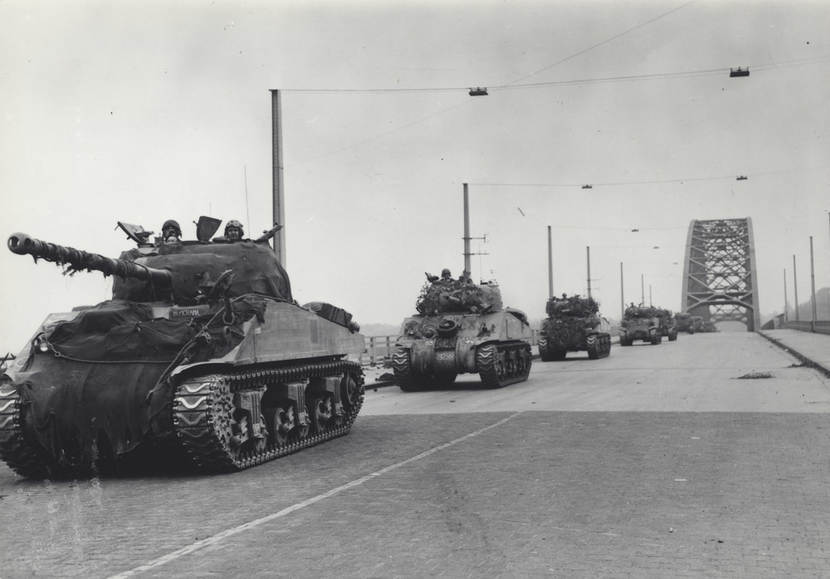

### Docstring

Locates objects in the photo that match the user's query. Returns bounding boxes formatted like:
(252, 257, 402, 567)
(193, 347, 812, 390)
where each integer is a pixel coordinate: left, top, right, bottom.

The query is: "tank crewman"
(224, 220, 245, 242)
(440, 268, 453, 283)
(161, 219, 182, 244)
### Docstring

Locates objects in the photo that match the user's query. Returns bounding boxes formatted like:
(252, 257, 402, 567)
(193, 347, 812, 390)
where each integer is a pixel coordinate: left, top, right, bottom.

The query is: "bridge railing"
(782, 320, 830, 336)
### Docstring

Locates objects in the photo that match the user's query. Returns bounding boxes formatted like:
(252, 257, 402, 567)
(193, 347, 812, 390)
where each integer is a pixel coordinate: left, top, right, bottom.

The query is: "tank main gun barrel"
(8, 232, 172, 286)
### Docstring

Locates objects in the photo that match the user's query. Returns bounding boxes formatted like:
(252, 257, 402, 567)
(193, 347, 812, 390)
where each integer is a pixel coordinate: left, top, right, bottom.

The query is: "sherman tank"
(538, 295, 612, 361)
(674, 312, 696, 334)
(619, 305, 662, 346)
(0, 220, 365, 478)
(391, 274, 532, 390)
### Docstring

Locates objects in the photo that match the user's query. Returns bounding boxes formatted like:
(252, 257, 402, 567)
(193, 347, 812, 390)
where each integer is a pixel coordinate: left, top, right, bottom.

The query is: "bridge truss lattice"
(681, 218, 761, 331)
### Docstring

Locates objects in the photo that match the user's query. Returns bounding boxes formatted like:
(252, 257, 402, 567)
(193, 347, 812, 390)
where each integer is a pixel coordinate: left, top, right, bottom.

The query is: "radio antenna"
(243, 165, 251, 230)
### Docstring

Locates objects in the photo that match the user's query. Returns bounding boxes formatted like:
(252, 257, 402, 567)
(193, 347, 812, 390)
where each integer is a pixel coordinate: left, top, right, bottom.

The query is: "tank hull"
(619, 318, 662, 346)
(0, 299, 365, 478)
(392, 309, 533, 390)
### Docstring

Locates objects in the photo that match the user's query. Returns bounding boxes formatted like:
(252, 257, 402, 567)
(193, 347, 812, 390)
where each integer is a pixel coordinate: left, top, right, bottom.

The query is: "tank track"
(586, 333, 612, 360)
(172, 359, 364, 473)
(0, 382, 52, 479)
(538, 339, 566, 361)
(392, 348, 420, 392)
(476, 342, 532, 388)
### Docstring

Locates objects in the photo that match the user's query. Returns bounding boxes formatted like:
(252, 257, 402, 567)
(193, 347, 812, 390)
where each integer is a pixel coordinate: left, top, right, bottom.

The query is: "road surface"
(1, 332, 829, 578)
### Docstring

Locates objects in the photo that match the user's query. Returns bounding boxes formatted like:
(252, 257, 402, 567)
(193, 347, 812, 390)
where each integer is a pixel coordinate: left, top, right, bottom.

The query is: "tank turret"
(8, 232, 172, 287)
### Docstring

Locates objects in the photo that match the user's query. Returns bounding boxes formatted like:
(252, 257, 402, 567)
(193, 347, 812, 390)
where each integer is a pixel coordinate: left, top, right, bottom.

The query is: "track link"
(392, 348, 422, 392)
(476, 342, 532, 388)
(586, 333, 612, 359)
(173, 359, 364, 472)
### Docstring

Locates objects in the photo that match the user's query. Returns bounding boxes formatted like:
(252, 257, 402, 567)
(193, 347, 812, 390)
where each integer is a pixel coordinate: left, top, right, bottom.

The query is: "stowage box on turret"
(0, 221, 365, 478)
(538, 295, 612, 361)
(392, 274, 533, 390)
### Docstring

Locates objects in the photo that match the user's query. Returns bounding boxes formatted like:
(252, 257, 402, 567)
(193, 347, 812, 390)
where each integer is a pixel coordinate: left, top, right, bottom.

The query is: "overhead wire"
(286, 2, 703, 165)
(468, 165, 826, 189)
(284, 54, 830, 95)
(504, 0, 697, 86)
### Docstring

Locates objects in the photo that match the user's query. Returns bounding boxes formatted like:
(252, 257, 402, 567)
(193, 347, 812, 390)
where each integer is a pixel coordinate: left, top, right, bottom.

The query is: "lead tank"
(0, 222, 365, 478)
(392, 275, 532, 390)
(538, 295, 612, 361)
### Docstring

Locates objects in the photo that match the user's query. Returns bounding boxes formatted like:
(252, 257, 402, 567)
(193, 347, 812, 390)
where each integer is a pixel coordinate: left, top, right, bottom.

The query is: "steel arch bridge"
(681, 218, 761, 331)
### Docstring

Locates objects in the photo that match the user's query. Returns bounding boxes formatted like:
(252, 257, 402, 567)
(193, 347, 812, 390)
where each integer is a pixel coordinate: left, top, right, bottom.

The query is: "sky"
(1, 0, 828, 353)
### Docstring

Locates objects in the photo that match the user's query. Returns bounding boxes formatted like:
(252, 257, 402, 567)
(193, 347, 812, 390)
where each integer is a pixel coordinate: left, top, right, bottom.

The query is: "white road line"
(109, 412, 521, 578)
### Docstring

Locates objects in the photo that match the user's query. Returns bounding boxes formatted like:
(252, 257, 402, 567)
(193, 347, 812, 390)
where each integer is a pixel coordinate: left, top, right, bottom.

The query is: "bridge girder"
(681, 218, 761, 331)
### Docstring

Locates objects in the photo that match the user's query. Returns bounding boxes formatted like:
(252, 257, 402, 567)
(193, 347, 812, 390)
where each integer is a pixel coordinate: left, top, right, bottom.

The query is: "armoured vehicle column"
(1, 220, 366, 478)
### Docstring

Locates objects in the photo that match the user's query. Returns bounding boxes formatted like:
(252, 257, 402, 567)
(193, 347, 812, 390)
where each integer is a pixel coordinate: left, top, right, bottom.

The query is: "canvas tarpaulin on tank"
(13, 296, 267, 467)
(47, 301, 194, 362)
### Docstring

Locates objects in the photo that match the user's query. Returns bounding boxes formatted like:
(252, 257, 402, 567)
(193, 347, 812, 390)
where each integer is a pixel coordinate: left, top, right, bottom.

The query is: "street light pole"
(586, 246, 592, 299)
(620, 261, 624, 321)
(783, 267, 789, 323)
(810, 236, 817, 332)
(547, 226, 553, 299)
(793, 254, 800, 321)
(270, 89, 286, 265)
(463, 183, 471, 277)
(641, 273, 645, 306)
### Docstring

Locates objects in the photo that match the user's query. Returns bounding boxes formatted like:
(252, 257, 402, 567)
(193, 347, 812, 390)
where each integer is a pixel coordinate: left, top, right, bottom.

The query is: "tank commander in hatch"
(224, 220, 245, 242)
(161, 219, 182, 244)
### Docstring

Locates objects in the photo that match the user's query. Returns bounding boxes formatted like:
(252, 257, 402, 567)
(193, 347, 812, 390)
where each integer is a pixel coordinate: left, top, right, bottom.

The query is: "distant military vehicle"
(619, 305, 662, 346)
(674, 312, 696, 334)
(538, 294, 612, 361)
(657, 309, 678, 341)
(691, 315, 705, 333)
(392, 273, 533, 390)
(1, 220, 365, 479)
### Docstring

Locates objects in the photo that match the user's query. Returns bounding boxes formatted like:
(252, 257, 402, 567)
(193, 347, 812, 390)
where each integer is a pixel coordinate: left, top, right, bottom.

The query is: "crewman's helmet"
(162, 219, 181, 238)
(441, 268, 451, 278)
(225, 220, 244, 240)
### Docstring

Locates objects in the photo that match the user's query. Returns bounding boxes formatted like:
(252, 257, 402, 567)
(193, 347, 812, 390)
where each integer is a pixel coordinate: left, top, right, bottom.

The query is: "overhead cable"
(284, 55, 829, 94)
